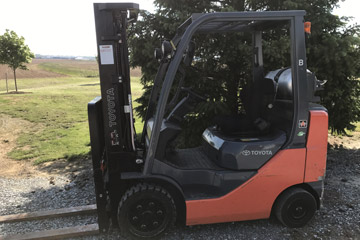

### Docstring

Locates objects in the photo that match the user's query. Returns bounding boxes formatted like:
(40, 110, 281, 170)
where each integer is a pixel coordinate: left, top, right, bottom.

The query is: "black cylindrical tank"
(265, 68, 323, 101)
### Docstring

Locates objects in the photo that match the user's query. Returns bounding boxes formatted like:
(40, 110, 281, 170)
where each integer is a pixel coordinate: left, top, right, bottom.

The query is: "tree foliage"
(0, 29, 34, 92)
(129, 0, 360, 136)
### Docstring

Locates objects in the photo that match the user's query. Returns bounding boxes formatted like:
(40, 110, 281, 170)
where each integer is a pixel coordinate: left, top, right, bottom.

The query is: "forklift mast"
(89, 3, 139, 232)
(93, 3, 138, 153)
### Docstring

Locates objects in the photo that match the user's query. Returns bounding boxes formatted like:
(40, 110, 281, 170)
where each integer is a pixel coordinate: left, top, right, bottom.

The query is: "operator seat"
(203, 76, 287, 171)
(213, 77, 277, 135)
(202, 126, 286, 170)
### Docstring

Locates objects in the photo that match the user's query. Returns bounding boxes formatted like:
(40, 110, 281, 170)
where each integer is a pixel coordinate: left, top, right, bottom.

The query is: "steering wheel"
(181, 87, 207, 102)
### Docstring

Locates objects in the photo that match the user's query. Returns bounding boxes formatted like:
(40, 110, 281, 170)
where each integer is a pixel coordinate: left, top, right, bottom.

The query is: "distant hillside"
(0, 59, 65, 79)
(0, 59, 141, 80)
(37, 59, 99, 78)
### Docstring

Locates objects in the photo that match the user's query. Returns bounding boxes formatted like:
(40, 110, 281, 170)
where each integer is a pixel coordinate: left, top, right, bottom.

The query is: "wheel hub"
(129, 199, 166, 232)
(289, 200, 307, 220)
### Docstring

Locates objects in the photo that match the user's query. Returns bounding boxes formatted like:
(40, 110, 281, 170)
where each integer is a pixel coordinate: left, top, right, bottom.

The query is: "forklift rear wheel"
(117, 183, 177, 238)
(275, 187, 317, 228)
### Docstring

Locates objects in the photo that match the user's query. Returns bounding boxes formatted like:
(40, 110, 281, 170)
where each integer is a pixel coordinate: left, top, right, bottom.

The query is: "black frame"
(88, 97, 108, 232)
(144, 11, 309, 175)
(93, 2, 138, 154)
(92, 3, 140, 232)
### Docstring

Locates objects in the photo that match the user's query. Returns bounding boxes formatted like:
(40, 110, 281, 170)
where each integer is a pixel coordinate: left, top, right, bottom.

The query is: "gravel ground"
(1, 144, 359, 240)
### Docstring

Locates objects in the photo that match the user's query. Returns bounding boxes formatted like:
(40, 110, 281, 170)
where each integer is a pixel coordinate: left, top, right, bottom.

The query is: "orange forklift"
(89, 3, 328, 238)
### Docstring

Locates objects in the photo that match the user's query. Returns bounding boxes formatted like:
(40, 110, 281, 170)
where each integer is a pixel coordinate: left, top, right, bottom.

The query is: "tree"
(262, 0, 360, 134)
(0, 29, 34, 92)
(129, 0, 360, 137)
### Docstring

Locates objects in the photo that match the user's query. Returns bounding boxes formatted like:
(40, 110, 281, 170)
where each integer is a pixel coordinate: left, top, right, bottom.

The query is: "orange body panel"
(304, 110, 328, 182)
(185, 148, 306, 225)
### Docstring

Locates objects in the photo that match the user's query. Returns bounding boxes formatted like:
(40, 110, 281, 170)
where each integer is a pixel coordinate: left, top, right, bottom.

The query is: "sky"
(0, 0, 358, 57)
(0, 0, 155, 56)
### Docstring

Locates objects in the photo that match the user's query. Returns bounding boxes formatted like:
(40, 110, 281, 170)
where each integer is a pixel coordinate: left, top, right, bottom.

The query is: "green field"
(0, 60, 143, 164)
(38, 60, 99, 78)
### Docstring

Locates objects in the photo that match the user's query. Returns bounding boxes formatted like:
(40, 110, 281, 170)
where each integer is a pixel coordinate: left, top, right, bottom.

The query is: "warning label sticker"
(299, 120, 307, 128)
(99, 45, 114, 65)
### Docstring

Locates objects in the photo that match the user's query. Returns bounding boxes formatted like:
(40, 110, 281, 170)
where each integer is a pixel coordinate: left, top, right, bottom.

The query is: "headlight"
(154, 48, 162, 60)
(161, 40, 172, 58)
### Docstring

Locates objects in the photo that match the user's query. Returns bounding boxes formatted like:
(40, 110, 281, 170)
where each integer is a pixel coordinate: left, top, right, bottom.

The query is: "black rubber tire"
(275, 187, 317, 228)
(117, 183, 177, 239)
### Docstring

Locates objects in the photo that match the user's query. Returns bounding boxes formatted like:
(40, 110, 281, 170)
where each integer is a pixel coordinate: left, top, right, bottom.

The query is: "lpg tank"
(265, 68, 323, 101)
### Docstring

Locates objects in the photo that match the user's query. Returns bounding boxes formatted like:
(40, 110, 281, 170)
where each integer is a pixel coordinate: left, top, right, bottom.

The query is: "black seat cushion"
(202, 127, 286, 170)
(213, 114, 254, 134)
(213, 114, 271, 136)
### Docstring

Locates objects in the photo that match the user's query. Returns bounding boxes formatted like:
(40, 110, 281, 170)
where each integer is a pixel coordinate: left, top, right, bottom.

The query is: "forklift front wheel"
(275, 187, 317, 228)
(117, 183, 177, 238)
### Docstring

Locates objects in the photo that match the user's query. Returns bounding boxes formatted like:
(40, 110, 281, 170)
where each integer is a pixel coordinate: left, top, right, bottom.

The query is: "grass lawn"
(0, 61, 143, 164)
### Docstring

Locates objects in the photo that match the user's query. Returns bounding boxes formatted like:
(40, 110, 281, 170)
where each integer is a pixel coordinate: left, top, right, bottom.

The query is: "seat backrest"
(240, 77, 277, 121)
(264, 68, 294, 134)
(259, 78, 277, 110)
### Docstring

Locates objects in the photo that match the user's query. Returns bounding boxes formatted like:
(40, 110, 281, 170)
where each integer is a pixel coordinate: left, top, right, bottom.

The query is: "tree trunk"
(5, 73, 9, 93)
(13, 68, 18, 92)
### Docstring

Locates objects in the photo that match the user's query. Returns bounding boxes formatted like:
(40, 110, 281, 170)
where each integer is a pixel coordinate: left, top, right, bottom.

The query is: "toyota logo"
(242, 150, 251, 156)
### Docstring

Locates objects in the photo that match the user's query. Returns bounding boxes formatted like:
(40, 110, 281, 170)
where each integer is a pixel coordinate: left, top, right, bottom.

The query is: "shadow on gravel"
(35, 155, 92, 176)
(1, 190, 96, 236)
(1, 160, 96, 213)
(0, 158, 98, 237)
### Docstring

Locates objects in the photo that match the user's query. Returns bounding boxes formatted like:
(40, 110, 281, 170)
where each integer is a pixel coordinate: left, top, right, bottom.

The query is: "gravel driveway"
(1, 141, 359, 240)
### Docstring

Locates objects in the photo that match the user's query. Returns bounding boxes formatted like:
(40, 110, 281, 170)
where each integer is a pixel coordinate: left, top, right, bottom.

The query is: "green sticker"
(297, 131, 305, 137)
